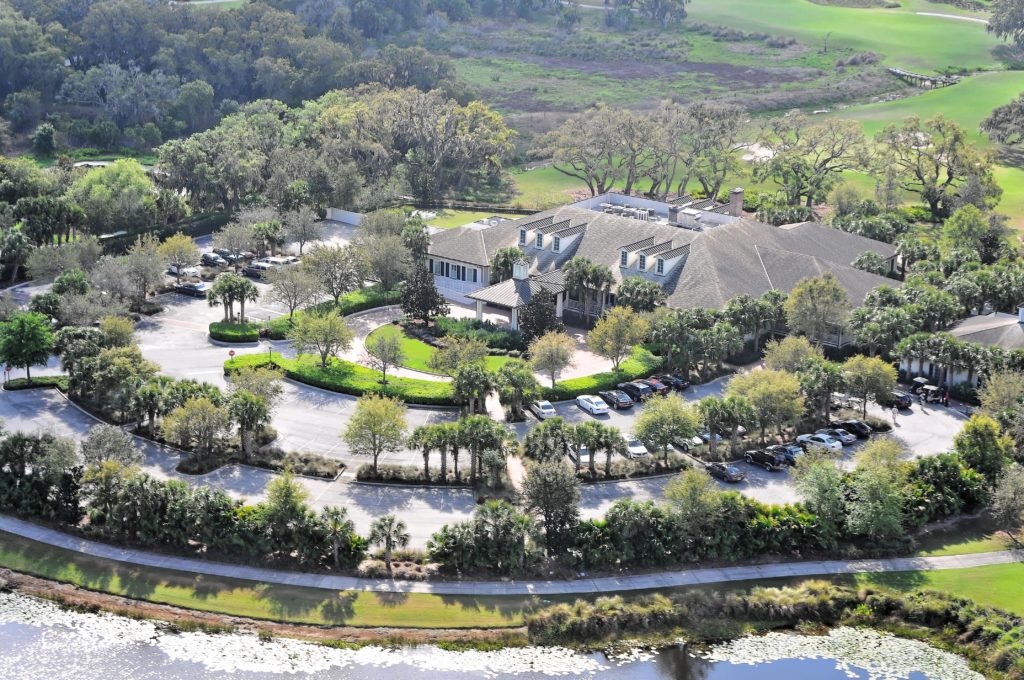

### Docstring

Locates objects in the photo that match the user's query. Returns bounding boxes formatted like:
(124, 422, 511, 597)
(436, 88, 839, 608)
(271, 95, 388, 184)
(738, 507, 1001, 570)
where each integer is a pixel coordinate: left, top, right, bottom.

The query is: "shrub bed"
(355, 463, 470, 486)
(4, 376, 69, 392)
(209, 321, 260, 343)
(428, 317, 526, 351)
(542, 348, 662, 401)
(579, 453, 689, 482)
(224, 352, 456, 406)
(248, 448, 343, 479)
(266, 285, 402, 339)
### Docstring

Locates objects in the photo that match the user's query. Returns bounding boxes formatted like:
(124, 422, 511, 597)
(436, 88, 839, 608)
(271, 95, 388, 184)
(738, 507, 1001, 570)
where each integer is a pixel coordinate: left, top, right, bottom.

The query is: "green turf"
(423, 209, 502, 229)
(0, 530, 529, 628)
(365, 324, 513, 374)
(912, 514, 1015, 557)
(687, 0, 1002, 72)
(858, 563, 1024, 615)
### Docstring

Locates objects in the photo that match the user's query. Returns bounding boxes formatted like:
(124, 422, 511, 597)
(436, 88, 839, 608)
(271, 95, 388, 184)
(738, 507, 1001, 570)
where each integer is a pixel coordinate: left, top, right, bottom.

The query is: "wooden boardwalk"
(888, 67, 960, 88)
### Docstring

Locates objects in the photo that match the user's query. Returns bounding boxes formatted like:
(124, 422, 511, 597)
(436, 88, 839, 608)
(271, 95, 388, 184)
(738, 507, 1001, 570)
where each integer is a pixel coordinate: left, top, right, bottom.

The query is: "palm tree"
(228, 390, 269, 456)
(563, 257, 594, 320)
(589, 264, 614, 317)
(697, 397, 729, 459)
(409, 423, 444, 482)
(320, 506, 354, 569)
(369, 514, 409, 576)
(458, 415, 510, 486)
(721, 396, 755, 453)
(232, 277, 260, 324)
(138, 376, 172, 437)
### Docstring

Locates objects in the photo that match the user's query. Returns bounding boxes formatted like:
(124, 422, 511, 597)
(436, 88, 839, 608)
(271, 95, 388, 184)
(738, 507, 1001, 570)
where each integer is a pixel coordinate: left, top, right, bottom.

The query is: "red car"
(637, 378, 670, 395)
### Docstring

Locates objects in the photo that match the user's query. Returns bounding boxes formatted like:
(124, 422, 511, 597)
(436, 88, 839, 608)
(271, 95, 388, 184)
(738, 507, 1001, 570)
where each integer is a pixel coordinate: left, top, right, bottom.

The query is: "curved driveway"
(1, 514, 1017, 596)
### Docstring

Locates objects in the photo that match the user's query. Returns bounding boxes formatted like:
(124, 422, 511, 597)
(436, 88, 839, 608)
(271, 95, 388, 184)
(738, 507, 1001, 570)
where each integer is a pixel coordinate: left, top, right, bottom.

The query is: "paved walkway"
(2, 515, 1018, 596)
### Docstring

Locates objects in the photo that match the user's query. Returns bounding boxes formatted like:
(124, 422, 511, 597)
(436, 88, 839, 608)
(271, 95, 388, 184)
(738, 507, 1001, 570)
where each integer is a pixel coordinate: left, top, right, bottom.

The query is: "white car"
(576, 394, 609, 416)
(168, 264, 199, 278)
(796, 433, 843, 451)
(529, 400, 557, 420)
(623, 435, 649, 459)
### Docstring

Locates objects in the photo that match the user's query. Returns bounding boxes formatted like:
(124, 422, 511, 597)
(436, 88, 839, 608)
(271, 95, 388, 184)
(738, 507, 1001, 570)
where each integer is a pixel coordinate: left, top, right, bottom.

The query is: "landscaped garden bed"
(224, 352, 456, 406)
(209, 321, 260, 343)
(365, 324, 514, 374)
(355, 463, 471, 486)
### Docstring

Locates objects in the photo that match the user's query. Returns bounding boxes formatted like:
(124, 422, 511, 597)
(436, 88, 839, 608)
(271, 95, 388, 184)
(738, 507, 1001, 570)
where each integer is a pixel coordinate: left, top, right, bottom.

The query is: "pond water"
(0, 592, 982, 680)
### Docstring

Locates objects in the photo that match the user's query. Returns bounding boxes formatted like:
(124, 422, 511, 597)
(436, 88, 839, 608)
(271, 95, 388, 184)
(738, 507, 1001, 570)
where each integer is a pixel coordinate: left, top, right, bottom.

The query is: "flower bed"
(225, 352, 456, 406)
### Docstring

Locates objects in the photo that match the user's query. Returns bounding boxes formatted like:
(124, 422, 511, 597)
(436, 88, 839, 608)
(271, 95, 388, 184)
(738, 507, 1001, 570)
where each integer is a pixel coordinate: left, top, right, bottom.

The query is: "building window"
(553, 236, 560, 253)
(620, 251, 628, 267)
(519, 229, 526, 245)
(638, 254, 647, 270)
(656, 258, 664, 275)
(428, 258, 434, 274)
(535, 233, 543, 248)
(472, 268, 478, 283)
(443, 262, 450, 278)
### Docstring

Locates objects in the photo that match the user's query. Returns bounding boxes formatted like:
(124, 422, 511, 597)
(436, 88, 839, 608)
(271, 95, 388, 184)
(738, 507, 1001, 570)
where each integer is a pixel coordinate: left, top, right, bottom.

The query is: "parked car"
(654, 374, 690, 391)
(529, 400, 557, 420)
(744, 448, 784, 471)
(883, 390, 913, 410)
(833, 419, 872, 438)
(598, 390, 634, 410)
(623, 435, 649, 459)
(168, 264, 199, 278)
(706, 462, 746, 483)
(576, 394, 609, 415)
(796, 433, 843, 451)
(243, 262, 274, 279)
(617, 381, 653, 402)
(637, 378, 670, 395)
(766, 443, 803, 466)
(816, 427, 857, 445)
(200, 253, 228, 267)
(173, 282, 210, 298)
(698, 425, 746, 443)
(569, 445, 591, 467)
(213, 248, 253, 263)
(672, 434, 705, 453)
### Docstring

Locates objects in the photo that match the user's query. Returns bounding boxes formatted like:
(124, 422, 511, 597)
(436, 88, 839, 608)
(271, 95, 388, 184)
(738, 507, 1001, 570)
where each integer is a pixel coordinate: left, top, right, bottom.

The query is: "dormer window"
(535, 233, 543, 248)
(519, 228, 526, 245)
(638, 254, 647, 270)
(553, 236, 561, 253)
(656, 258, 664, 275)
(620, 251, 628, 267)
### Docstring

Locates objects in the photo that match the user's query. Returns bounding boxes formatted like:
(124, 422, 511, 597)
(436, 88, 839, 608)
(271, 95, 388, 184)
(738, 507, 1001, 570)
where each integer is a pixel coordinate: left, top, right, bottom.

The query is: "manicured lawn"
(265, 284, 401, 339)
(687, 0, 1001, 72)
(857, 563, 1024, 616)
(424, 209, 504, 229)
(0, 531, 529, 628)
(365, 324, 513, 374)
(913, 514, 1015, 557)
(225, 352, 456, 405)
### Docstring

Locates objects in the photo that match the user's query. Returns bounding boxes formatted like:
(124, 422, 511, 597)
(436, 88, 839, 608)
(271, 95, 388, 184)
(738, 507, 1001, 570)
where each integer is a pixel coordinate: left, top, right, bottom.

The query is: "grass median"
(365, 324, 513, 374)
(0, 530, 530, 628)
(225, 352, 456, 406)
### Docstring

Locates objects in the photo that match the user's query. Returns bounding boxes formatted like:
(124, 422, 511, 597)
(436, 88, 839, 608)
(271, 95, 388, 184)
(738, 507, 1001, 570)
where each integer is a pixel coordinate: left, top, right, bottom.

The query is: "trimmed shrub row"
(542, 347, 662, 401)
(355, 463, 470, 486)
(4, 376, 69, 391)
(209, 322, 259, 343)
(225, 352, 456, 406)
(430, 316, 527, 351)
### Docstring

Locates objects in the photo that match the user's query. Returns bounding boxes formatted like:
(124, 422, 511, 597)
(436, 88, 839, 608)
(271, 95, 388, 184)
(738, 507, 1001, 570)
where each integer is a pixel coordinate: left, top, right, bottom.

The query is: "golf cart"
(922, 384, 943, 404)
(911, 377, 931, 394)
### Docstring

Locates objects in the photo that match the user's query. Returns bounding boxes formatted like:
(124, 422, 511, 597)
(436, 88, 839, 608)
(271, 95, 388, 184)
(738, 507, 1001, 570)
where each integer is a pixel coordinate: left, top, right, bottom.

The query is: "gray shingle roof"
(466, 276, 565, 309)
(947, 313, 1024, 350)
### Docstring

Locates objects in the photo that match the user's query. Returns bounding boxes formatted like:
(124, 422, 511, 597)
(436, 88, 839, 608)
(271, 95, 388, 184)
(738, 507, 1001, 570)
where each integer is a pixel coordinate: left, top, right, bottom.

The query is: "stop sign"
(228, 350, 236, 358)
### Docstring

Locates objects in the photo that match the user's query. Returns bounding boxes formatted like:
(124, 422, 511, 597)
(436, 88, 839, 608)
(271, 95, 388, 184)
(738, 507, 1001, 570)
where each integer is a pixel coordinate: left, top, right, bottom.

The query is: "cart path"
(1, 514, 1019, 597)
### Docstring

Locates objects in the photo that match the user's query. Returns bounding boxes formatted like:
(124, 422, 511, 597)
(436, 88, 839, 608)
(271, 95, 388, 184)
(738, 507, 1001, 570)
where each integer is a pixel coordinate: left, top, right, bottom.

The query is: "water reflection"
(0, 592, 974, 680)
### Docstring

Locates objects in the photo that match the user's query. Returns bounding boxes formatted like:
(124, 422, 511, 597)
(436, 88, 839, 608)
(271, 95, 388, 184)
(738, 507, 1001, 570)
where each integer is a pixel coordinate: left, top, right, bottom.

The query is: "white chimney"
(513, 259, 529, 281)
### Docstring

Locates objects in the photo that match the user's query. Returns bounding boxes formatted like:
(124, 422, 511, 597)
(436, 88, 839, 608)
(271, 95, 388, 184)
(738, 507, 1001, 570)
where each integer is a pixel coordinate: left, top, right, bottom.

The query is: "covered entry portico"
(465, 261, 564, 331)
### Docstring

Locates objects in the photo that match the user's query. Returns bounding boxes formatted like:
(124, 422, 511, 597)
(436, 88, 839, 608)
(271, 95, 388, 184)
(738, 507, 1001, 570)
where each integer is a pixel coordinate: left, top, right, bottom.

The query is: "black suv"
(882, 390, 912, 409)
(598, 389, 634, 409)
(834, 419, 872, 438)
(654, 374, 690, 391)
(617, 381, 653, 402)
(744, 449, 784, 471)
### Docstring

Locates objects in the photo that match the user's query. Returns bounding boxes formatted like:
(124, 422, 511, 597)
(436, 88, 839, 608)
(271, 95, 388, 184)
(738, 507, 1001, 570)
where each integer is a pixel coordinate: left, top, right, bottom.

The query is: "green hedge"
(266, 285, 402, 339)
(101, 212, 230, 254)
(541, 347, 662, 401)
(225, 352, 455, 406)
(209, 322, 259, 343)
(4, 375, 69, 391)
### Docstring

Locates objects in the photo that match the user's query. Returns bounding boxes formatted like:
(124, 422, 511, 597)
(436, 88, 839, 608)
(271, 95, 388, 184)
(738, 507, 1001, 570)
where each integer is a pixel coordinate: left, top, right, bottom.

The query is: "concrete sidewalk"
(2, 515, 1019, 597)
